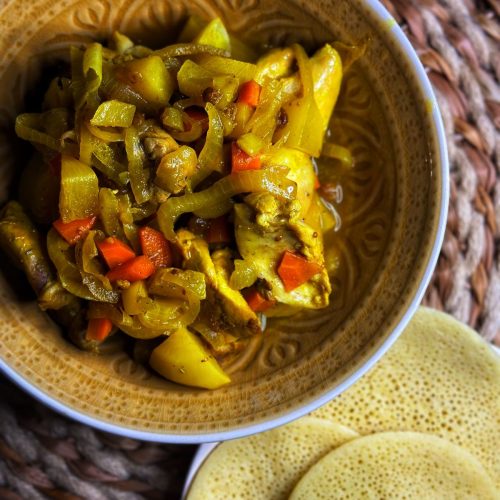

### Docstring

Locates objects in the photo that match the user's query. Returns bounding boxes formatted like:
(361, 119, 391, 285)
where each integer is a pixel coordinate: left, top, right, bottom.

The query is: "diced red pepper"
(106, 255, 156, 283)
(206, 216, 232, 244)
(231, 142, 261, 173)
(237, 80, 261, 107)
(243, 288, 275, 312)
(86, 318, 113, 342)
(97, 237, 136, 269)
(53, 216, 96, 245)
(138, 226, 173, 268)
(277, 250, 323, 292)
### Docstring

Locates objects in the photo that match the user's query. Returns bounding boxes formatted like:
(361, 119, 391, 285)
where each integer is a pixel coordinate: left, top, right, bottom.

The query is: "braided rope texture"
(386, 0, 500, 343)
(0, 0, 498, 498)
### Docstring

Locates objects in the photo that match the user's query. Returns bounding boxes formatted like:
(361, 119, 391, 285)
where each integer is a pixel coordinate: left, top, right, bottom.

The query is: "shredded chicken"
(176, 229, 260, 337)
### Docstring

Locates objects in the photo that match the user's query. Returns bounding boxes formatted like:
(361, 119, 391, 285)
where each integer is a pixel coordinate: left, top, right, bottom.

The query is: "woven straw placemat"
(0, 1, 498, 498)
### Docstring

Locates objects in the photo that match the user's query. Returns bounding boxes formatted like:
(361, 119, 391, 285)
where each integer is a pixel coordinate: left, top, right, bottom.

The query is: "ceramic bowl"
(0, 0, 448, 442)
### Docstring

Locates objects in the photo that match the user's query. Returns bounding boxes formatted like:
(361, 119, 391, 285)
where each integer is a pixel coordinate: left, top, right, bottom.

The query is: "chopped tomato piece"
(138, 226, 173, 268)
(243, 289, 275, 312)
(277, 250, 323, 292)
(231, 142, 261, 173)
(97, 237, 136, 269)
(206, 216, 232, 244)
(86, 318, 113, 342)
(53, 216, 96, 245)
(237, 80, 261, 107)
(106, 255, 156, 282)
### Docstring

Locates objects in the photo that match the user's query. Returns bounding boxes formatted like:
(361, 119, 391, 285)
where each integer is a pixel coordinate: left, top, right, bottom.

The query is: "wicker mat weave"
(0, 1, 498, 499)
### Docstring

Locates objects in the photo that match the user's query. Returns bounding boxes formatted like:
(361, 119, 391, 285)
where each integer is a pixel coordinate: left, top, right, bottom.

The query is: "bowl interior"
(0, 0, 444, 440)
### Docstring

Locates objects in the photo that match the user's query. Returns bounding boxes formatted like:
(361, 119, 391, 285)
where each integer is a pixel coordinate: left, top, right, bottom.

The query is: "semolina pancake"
(186, 417, 357, 500)
(312, 307, 500, 487)
(289, 431, 498, 500)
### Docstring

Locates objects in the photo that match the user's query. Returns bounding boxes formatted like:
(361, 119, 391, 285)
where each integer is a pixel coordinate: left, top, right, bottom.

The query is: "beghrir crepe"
(289, 431, 498, 499)
(186, 417, 357, 500)
(312, 307, 500, 487)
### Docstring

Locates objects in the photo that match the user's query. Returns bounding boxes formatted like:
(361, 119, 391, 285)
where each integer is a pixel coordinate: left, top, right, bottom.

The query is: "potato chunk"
(120, 56, 174, 107)
(149, 327, 231, 389)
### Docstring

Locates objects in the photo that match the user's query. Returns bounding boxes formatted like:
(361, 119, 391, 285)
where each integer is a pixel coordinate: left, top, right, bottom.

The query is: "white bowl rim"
(181, 443, 219, 499)
(0, 0, 449, 444)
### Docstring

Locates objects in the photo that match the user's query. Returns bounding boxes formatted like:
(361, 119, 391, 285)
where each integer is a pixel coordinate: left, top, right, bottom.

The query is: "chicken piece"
(155, 146, 197, 195)
(141, 124, 179, 161)
(176, 229, 260, 337)
(0, 201, 73, 310)
(234, 193, 331, 311)
(263, 147, 316, 217)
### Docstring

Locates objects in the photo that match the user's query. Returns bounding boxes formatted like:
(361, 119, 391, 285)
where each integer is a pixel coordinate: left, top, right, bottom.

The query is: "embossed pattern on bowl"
(0, 0, 447, 441)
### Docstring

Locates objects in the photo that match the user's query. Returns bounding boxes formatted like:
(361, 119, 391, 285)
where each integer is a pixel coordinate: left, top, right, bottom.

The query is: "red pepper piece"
(97, 237, 136, 269)
(231, 142, 261, 173)
(243, 289, 275, 312)
(277, 250, 323, 292)
(237, 80, 261, 107)
(138, 226, 173, 268)
(106, 255, 156, 282)
(53, 216, 96, 245)
(86, 318, 113, 342)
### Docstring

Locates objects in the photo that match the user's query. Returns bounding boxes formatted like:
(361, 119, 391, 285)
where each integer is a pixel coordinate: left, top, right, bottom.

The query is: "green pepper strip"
(245, 79, 283, 143)
(79, 122, 100, 166)
(15, 114, 62, 152)
(148, 268, 206, 300)
(47, 228, 95, 301)
(139, 269, 206, 330)
(198, 55, 256, 83)
(75, 230, 119, 303)
(157, 166, 296, 241)
(92, 142, 129, 186)
(295, 44, 313, 95)
(87, 123, 123, 142)
(81, 42, 103, 112)
(191, 103, 224, 187)
(153, 43, 229, 60)
(41, 108, 71, 140)
(170, 112, 204, 143)
(137, 295, 199, 332)
(278, 45, 323, 156)
(125, 125, 152, 205)
(98, 188, 126, 239)
(70, 46, 85, 120)
(118, 193, 139, 251)
(194, 198, 233, 219)
(131, 201, 158, 222)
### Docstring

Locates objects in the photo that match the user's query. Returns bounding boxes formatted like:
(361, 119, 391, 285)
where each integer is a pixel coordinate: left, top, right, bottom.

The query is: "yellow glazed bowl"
(0, 0, 448, 442)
